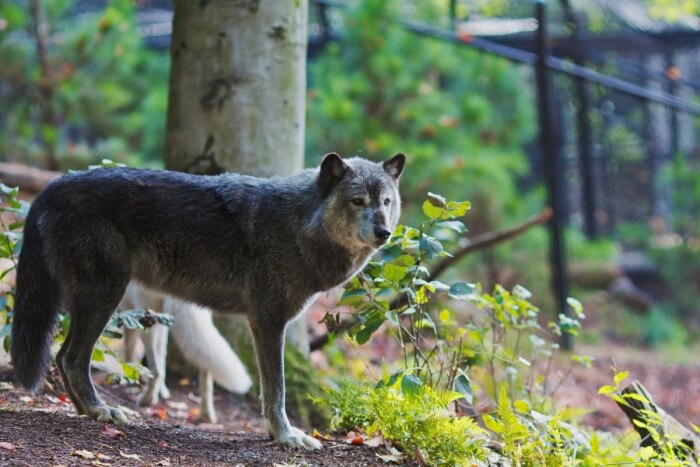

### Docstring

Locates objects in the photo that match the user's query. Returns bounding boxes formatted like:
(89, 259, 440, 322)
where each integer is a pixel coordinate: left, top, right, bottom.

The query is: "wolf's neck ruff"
(10, 152, 405, 450)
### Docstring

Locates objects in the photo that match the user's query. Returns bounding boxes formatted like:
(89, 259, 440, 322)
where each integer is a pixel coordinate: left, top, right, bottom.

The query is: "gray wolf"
(10, 153, 404, 449)
(120, 282, 252, 423)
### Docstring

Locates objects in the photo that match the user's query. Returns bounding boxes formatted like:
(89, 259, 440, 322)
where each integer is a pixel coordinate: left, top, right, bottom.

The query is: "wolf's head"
(318, 152, 405, 250)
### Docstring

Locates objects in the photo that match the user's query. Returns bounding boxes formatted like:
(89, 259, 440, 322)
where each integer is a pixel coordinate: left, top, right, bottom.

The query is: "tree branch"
(310, 208, 553, 351)
(429, 207, 553, 281)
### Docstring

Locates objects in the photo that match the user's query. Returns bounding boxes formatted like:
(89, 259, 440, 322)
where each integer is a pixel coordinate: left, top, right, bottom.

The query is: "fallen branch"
(310, 208, 553, 351)
(0, 162, 61, 193)
(616, 380, 700, 463)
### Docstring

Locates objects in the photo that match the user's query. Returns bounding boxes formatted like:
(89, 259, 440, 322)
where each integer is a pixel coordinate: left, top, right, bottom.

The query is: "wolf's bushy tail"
(10, 214, 60, 392)
(167, 299, 253, 394)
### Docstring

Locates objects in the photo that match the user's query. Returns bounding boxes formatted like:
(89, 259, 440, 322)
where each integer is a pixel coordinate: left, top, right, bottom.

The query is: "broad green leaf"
(382, 263, 408, 282)
(454, 371, 473, 405)
(639, 446, 656, 461)
(614, 370, 629, 387)
(426, 192, 447, 208)
(437, 220, 467, 233)
(597, 385, 617, 395)
(391, 254, 416, 267)
(422, 200, 444, 220)
(92, 347, 105, 362)
(445, 200, 471, 218)
(339, 289, 366, 307)
(448, 282, 474, 300)
(567, 297, 584, 317)
(418, 235, 443, 258)
(400, 373, 423, 398)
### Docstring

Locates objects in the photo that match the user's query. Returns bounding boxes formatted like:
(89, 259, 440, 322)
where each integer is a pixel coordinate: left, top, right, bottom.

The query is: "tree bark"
(164, 0, 314, 411)
(165, 0, 307, 178)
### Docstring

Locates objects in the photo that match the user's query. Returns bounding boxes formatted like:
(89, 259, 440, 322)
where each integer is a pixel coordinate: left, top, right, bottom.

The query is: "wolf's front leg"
(248, 318, 322, 450)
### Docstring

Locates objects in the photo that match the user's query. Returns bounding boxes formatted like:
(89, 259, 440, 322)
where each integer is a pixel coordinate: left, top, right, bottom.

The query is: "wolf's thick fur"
(11, 153, 404, 449)
(120, 283, 252, 423)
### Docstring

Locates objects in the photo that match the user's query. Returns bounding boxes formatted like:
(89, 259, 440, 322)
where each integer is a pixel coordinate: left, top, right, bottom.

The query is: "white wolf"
(120, 283, 252, 423)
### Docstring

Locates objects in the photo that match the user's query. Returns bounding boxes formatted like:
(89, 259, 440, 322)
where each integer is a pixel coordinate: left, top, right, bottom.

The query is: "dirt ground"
(0, 368, 395, 466)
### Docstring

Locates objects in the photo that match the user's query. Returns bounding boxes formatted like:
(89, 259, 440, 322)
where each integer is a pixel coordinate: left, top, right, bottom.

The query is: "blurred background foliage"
(0, 0, 168, 170)
(1, 0, 700, 346)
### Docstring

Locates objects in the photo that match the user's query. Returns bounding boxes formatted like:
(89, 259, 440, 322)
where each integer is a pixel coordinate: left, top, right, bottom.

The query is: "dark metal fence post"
(534, 0, 572, 350)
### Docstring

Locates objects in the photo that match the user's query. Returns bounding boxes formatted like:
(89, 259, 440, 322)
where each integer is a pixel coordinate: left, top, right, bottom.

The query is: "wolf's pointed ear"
(383, 153, 406, 180)
(318, 152, 349, 194)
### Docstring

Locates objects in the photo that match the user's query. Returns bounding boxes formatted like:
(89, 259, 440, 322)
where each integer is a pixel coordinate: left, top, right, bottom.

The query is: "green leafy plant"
(316, 193, 596, 464)
(315, 371, 488, 465)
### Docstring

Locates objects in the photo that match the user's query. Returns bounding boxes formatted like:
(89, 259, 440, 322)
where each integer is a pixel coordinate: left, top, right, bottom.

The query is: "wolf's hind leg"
(55, 318, 86, 414)
(199, 369, 216, 423)
(138, 324, 169, 406)
(61, 275, 130, 424)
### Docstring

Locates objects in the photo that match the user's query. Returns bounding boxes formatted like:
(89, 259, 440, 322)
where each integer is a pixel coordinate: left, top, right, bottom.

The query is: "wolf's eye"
(351, 198, 364, 206)
(384, 198, 391, 206)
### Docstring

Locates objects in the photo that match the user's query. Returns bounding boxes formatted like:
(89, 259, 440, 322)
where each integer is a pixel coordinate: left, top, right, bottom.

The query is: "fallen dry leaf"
(146, 407, 167, 420)
(187, 407, 200, 421)
(364, 434, 384, 448)
(19, 395, 33, 404)
(342, 431, 364, 445)
(100, 423, 124, 439)
(72, 449, 96, 459)
(90, 460, 112, 467)
(165, 400, 188, 410)
(0, 382, 14, 391)
(58, 393, 71, 404)
(96, 453, 112, 461)
(0, 441, 19, 451)
(312, 429, 331, 441)
(119, 450, 142, 461)
(376, 446, 405, 464)
(155, 458, 171, 466)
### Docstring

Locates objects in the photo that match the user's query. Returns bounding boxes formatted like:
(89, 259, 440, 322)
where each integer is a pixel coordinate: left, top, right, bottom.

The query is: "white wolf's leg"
(248, 317, 321, 450)
(138, 324, 169, 406)
(123, 327, 139, 363)
(199, 369, 217, 423)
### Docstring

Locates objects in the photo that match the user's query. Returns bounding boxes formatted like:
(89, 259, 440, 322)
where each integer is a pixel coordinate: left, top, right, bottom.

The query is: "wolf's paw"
(199, 407, 217, 424)
(137, 389, 159, 407)
(87, 405, 128, 424)
(276, 428, 322, 450)
(159, 385, 171, 400)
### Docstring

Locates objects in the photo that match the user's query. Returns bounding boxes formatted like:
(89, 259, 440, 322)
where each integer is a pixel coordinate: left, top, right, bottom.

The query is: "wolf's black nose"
(375, 228, 391, 241)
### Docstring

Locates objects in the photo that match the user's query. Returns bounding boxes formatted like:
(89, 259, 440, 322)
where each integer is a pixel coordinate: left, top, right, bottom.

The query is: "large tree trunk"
(165, 0, 306, 178)
(164, 0, 321, 424)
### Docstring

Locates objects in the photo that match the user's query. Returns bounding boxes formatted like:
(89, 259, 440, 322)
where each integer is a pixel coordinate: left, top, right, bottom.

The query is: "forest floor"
(1, 341, 699, 466)
(0, 367, 390, 466)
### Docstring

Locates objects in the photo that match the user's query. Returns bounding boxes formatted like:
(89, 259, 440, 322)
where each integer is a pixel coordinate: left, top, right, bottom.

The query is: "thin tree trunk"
(30, 0, 59, 171)
(164, 0, 313, 404)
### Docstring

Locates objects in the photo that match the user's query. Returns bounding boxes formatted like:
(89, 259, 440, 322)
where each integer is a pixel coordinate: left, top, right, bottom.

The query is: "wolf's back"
(10, 208, 61, 391)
